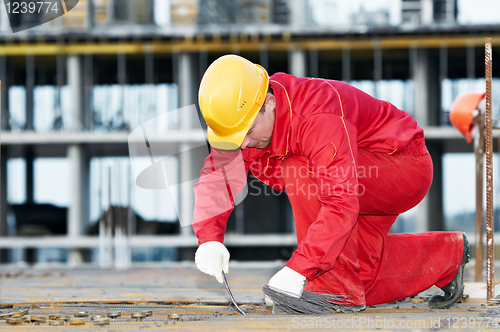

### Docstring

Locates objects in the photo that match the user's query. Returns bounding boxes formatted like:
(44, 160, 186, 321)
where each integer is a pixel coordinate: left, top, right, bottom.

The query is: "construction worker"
(193, 54, 469, 312)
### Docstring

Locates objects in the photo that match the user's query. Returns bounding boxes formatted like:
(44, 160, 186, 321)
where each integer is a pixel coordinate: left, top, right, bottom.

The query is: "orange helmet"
(449, 92, 485, 143)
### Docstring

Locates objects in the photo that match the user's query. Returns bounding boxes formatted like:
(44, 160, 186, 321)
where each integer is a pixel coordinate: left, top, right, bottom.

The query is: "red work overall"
(282, 139, 463, 306)
(193, 73, 464, 306)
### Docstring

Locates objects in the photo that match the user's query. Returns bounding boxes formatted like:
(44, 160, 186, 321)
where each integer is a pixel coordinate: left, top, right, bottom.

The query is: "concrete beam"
(0, 234, 298, 248)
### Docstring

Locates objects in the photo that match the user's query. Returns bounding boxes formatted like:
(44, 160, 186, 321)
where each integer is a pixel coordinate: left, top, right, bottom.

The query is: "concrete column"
(25, 147, 34, 204)
(342, 49, 351, 82)
(289, 49, 306, 77)
(178, 53, 198, 106)
(87, 0, 94, 28)
(0, 147, 7, 262)
(0, 56, 8, 130)
(421, 0, 433, 24)
(467, 45, 475, 90)
(467, 45, 475, 79)
(178, 52, 198, 127)
(0, 149, 6, 236)
(84, 53, 93, 129)
(67, 55, 84, 131)
(145, 49, 154, 85)
(411, 48, 440, 127)
(290, 0, 306, 28)
(309, 49, 318, 78)
(439, 45, 448, 81)
(414, 144, 444, 232)
(411, 47, 443, 232)
(25, 55, 35, 207)
(425, 143, 444, 231)
(198, 50, 208, 83)
(0, 1, 10, 32)
(26, 55, 34, 130)
(0, 71, 8, 260)
(67, 145, 89, 264)
(259, 47, 269, 70)
(177, 53, 198, 236)
(66, 55, 89, 264)
(373, 44, 382, 98)
(67, 146, 89, 237)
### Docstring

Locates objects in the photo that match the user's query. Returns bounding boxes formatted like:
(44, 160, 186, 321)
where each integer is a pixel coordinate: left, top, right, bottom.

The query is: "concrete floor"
(0, 261, 500, 331)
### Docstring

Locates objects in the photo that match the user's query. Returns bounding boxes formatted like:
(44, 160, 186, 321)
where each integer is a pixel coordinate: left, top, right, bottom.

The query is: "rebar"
(474, 113, 485, 282)
(262, 285, 354, 315)
(222, 271, 246, 316)
(485, 37, 495, 301)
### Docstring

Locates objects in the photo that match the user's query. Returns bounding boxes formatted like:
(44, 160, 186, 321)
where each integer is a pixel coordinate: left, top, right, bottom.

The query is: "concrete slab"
(0, 261, 499, 331)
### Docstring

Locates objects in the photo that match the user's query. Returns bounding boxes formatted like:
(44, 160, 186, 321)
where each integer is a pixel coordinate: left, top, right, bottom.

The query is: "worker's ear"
(264, 93, 276, 112)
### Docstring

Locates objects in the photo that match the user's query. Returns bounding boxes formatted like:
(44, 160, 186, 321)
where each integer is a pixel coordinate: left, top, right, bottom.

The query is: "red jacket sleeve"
(192, 148, 248, 245)
(285, 113, 360, 280)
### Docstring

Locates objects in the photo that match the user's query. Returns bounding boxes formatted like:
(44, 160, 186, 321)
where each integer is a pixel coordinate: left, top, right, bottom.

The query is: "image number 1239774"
(4, 1, 59, 14)
(2, 0, 79, 33)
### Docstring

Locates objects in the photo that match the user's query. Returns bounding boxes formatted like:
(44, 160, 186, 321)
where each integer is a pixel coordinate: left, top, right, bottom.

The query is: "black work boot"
(428, 232, 470, 309)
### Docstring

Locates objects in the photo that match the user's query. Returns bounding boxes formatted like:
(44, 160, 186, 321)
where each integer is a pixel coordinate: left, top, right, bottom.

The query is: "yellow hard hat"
(199, 54, 269, 150)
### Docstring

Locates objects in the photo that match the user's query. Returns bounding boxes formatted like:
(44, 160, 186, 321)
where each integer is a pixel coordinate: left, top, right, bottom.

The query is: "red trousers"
(282, 137, 464, 306)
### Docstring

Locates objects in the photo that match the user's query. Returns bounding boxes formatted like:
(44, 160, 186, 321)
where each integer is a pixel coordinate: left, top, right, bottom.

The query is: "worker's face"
(240, 94, 276, 150)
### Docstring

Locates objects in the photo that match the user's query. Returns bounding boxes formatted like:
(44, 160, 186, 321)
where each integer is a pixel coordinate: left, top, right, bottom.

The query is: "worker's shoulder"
(270, 73, 345, 91)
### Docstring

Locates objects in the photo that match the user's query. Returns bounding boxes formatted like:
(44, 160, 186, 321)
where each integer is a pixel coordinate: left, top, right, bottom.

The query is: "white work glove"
(195, 241, 229, 284)
(265, 266, 307, 306)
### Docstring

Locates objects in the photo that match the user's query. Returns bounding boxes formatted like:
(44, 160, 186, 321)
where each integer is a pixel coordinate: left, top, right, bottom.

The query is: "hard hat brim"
(465, 128, 473, 144)
(207, 112, 257, 150)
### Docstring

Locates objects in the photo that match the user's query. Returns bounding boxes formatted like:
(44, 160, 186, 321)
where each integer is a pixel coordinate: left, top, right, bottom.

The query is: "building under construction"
(1, 0, 500, 329)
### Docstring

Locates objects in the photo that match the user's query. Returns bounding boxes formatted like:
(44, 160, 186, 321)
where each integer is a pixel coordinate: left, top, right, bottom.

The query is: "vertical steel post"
(484, 37, 494, 300)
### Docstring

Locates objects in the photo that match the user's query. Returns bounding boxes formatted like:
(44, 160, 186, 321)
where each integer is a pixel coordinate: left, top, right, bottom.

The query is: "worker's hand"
(195, 241, 229, 284)
(265, 266, 307, 306)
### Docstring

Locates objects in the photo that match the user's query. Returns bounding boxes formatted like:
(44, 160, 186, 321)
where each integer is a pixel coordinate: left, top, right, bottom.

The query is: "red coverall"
(193, 73, 464, 306)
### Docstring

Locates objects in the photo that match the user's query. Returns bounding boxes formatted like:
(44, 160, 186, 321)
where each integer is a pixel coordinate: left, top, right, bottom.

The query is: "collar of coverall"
(242, 74, 292, 161)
